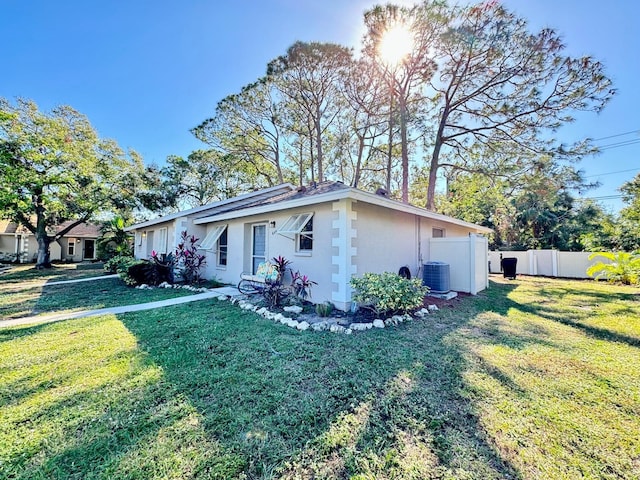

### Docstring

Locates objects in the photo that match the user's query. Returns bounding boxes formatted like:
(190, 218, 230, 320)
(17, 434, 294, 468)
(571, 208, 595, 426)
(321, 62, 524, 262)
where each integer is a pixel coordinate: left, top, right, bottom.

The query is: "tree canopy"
(190, 1, 613, 215)
(0, 98, 149, 268)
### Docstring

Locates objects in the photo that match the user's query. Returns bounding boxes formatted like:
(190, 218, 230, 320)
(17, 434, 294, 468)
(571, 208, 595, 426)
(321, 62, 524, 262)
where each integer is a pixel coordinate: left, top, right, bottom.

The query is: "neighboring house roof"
(124, 183, 296, 231)
(0, 220, 100, 238)
(55, 221, 101, 238)
(194, 181, 493, 234)
(0, 220, 30, 235)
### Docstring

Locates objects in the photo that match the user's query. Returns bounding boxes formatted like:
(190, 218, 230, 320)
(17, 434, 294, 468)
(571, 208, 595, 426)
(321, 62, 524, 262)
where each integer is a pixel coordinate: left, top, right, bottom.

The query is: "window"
(68, 238, 76, 256)
(136, 232, 142, 246)
(217, 227, 228, 266)
(432, 227, 445, 238)
(276, 212, 314, 252)
(277, 213, 313, 235)
(200, 224, 227, 251)
(157, 228, 168, 254)
(298, 216, 313, 251)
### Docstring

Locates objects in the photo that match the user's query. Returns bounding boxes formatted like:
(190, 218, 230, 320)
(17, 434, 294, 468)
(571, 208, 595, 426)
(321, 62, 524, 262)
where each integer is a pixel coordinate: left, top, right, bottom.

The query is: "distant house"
(0, 220, 100, 263)
(126, 182, 492, 311)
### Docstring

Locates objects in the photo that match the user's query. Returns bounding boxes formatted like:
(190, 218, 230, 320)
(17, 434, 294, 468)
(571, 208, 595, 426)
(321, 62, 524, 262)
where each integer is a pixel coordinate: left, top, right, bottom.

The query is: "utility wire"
(585, 168, 640, 178)
(592, 129, 640, 142)
(596, 139, 640, 151)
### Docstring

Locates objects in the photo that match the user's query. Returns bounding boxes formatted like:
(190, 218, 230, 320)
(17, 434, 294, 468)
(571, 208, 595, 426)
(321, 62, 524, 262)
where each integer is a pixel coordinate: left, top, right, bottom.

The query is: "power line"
(597, 139, 640, 151)
(585, 168, 640, 178)
(592, 129, 640, 142)
(584, 195, 623, 200)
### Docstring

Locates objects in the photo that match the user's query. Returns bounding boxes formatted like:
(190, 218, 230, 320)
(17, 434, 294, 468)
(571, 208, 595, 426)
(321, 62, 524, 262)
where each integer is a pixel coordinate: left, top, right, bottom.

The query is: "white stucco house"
(126, 182, 492, 311)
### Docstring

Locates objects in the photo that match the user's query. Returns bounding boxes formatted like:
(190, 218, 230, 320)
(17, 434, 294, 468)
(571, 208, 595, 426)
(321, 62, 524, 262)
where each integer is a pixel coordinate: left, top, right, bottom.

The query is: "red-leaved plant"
(175, 230, 207, 285)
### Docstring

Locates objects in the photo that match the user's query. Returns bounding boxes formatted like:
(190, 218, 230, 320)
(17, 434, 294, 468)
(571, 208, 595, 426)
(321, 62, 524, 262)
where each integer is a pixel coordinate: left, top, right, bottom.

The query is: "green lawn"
(0, 262, 106, 284)
(0, 265, 196, 319)
(1, 276, 639, 479)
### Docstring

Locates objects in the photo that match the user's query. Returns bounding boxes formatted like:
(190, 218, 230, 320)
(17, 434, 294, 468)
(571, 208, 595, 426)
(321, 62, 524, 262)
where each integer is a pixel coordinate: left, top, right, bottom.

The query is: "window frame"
(199, 224, 228, 251)
(67, 238, 76, 256)
(432, 227, 445, 238)
(216, 226, 228, 267)
(157, 227, 168, 254)
(296, 216, 313, 252)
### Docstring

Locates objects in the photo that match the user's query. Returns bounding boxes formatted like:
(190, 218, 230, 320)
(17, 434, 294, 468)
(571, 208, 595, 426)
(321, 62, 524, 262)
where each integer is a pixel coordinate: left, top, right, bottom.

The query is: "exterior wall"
(133, 220, 178, 260)
(419, 218, 471, 271)
(50, 241, 62, 261)
(202, 203, 337, 307)
(331, 198, 357, 310)
(430, 236, 489, 294)
(489, 250, 612, 279)
(60, 237, 83, 262)
(0, 235, 16, 261)
(59, 237, 97, 262)
(353, 201, 418, 277)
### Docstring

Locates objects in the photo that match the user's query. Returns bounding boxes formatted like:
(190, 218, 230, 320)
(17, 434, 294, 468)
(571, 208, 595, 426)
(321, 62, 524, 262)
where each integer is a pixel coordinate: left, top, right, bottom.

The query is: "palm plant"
(97, 216, 133, 260)
(586, 252, 640, 285)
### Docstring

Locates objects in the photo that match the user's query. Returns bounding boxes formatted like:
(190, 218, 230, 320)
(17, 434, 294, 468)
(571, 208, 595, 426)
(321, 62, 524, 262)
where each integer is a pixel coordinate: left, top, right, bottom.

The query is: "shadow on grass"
(486, 279, 640, 349)
(115, 298, 521, 478)
(1, 315, 245, 479)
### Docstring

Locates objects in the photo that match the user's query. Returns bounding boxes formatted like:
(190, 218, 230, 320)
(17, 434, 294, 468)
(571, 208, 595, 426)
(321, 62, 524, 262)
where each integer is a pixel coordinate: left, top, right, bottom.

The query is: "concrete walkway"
(45, 274, 120, 286)
(0, 286, 241, 329)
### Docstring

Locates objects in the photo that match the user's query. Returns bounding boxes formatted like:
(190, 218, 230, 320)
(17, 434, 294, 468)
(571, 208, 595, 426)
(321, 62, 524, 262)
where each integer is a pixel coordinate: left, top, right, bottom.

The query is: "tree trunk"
(315, 107, 324, 182)
(35, 234, 52, 269)
(426, 136, 443, 211)
(386, 94, 394, 193)
(399, 94, 409, 203)
(426, 106, 450, 211)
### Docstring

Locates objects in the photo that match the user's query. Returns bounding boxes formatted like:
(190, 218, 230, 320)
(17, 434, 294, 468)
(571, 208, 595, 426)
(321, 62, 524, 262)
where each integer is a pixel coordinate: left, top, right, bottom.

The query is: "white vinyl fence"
(430, 235, 489, 294)
(488, 250, 611, 279)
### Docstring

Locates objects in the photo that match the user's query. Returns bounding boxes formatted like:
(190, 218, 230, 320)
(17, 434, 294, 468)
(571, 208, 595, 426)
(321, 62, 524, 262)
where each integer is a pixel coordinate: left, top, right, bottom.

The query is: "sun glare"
(378, 25, 413, 65)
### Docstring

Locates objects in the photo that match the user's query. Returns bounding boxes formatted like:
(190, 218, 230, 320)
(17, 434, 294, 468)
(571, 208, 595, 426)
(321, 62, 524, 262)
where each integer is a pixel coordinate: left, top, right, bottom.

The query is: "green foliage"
(96, 216, 133, 260)
(125, 253, 175, 287)
(350, 272, 429, 316)
(0, 98, 150, 267)
(103, 254, 140, 275)
(587, 252, 640, 285)
(174, 231, 206, 285)
(315, 301, 335, 317)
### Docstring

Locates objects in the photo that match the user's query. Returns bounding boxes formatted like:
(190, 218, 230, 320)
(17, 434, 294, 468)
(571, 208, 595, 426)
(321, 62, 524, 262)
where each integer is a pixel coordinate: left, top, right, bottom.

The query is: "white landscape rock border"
(134, 283, 441, 334)
(213, 294, 440, 335)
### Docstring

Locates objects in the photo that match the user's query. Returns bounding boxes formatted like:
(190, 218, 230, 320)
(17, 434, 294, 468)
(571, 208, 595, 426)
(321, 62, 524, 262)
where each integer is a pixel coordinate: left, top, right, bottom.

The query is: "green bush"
(587, 252, 640, 285)
(350, 272, 429, 316)
(315, 301, 335, 317)
(104, 254, 139, 275)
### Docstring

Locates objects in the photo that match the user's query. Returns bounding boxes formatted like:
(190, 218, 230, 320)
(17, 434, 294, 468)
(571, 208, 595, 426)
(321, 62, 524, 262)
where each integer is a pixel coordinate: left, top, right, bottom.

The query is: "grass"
(0, 262, 106, 284)
(0, 275, 639, 478)
(0, 265, 198, 319)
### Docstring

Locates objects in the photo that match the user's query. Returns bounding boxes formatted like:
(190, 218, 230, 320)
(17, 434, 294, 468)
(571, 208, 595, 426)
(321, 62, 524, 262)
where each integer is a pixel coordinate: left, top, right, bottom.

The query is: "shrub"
(315, 301, 334, 317)
(104, 254, 140, 275)
(350, 272, 429, 316)
(587, 252, 640, 285)
(175, 231, 206, 285)
(125, 253, 174, 287)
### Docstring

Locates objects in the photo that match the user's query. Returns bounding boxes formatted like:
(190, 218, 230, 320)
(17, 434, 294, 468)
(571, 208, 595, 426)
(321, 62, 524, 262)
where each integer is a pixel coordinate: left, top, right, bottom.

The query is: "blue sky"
(3, 0, 638, 212)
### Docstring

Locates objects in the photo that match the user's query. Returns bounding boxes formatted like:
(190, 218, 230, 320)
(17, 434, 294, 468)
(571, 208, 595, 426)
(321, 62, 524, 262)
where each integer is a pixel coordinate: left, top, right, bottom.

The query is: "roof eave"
(194, 186, 493, 234)
(124, 183, 296, 231)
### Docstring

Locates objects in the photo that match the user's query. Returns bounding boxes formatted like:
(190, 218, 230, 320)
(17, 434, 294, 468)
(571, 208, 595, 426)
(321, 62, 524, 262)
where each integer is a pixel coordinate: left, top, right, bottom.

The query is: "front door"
(84, 239, 95, 259)
(252, 224, 267, 274)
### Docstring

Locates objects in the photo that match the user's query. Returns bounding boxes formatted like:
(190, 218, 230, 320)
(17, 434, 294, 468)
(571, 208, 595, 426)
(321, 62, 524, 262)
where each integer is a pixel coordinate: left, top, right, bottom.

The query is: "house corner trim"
(331, 198, 357, 309)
